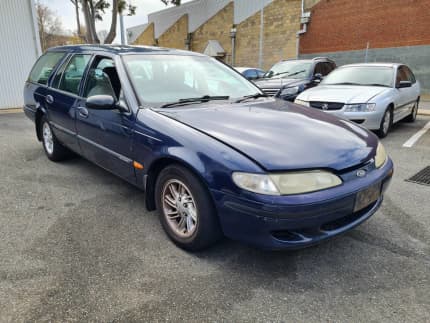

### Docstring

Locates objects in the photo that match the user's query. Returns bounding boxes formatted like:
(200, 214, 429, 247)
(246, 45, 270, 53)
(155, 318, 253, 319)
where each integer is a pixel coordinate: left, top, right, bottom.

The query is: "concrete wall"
(300, 45, 430, 93)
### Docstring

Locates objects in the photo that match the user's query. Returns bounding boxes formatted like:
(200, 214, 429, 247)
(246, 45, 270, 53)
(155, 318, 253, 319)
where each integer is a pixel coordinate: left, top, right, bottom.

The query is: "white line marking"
(403, 121, 430, 148)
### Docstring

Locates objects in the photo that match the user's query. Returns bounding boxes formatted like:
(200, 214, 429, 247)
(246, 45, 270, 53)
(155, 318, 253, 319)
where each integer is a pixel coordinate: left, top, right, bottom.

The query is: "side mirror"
(397, 81, 412, 88)
(313, 73, 323, 83)
(86, 95, 116, 110)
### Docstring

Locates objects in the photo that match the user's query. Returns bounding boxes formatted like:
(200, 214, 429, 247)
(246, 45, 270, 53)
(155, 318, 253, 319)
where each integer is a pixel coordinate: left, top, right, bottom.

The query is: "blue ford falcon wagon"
(23, 45, 393, 251)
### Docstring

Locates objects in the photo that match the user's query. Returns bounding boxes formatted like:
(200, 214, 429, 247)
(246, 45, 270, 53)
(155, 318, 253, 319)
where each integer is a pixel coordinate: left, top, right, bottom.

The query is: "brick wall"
(158, 14, 188, 49)
(134, 23, 156, 46)
(300, 0, 430, 54)
(191, 2, 234, 60)
(235, 0, 302, 70)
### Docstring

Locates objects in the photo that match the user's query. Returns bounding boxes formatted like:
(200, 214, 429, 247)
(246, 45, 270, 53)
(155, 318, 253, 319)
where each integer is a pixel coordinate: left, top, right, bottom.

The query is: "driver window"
(396, 67, 408, 86)
(314, 63, 325, 76)
(83, 57, 122, 100)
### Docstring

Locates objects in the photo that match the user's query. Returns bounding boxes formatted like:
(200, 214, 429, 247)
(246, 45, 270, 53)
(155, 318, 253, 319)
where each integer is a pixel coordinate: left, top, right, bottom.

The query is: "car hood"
(297, 85, 389, 103)
(158, 99, 377, 171)
(254, 78, 306, 89)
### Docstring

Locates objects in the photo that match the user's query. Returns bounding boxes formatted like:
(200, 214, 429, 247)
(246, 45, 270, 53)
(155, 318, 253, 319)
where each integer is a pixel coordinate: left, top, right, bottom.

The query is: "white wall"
(0, 0, 41, 109)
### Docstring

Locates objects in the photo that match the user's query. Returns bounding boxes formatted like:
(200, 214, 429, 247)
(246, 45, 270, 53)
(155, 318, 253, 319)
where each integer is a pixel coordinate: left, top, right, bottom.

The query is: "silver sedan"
(295, 63, 421, 137)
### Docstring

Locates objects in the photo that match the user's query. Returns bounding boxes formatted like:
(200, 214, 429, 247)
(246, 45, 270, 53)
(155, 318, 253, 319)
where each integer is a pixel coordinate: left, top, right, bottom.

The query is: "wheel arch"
(144, 156, 213, 211)
(35, 108, 46, 141)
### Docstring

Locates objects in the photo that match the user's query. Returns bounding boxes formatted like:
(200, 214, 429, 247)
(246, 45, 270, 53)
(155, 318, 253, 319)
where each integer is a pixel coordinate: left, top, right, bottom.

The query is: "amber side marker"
(133, 161, 144, 170)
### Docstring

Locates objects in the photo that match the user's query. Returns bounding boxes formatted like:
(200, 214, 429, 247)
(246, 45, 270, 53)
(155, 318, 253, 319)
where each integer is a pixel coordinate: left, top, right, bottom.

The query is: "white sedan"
(294, 63, 421, 137)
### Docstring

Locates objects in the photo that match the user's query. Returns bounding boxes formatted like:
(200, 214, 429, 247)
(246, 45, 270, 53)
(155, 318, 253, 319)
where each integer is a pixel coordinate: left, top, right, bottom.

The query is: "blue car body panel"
(23, 45, 394, 250)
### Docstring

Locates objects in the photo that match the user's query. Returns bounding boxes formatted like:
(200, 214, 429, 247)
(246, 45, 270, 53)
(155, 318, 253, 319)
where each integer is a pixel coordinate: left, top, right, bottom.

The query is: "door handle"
(46, 95, 54, 104)
(77, 106, 89, 118)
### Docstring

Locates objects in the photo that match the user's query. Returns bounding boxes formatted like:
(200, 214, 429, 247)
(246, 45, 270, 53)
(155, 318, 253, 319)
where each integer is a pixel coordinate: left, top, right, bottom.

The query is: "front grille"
(310, 101, 344, 110)
(406, 166, 430, 186)
(262, 88, 280, 96)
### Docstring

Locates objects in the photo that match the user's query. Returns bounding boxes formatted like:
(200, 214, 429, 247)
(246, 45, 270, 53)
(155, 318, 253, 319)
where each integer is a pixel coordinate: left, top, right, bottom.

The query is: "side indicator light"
(133, 161, 144, 170)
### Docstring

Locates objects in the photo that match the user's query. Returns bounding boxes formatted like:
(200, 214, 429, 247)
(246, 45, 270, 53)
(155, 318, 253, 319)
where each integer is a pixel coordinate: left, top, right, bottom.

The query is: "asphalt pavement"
(0, 112, 429, 322)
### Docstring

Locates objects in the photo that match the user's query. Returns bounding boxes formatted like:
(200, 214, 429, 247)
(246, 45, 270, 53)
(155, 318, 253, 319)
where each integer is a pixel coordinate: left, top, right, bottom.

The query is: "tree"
(70, 0, 83, 40)
(36, 2, 64, 51)
(79, 0, 181, 44)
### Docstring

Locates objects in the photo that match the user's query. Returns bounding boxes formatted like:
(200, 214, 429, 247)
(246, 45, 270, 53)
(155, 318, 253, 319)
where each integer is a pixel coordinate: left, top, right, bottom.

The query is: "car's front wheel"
(40, 116, 71, 161)
(155, 164, 222, 251)
(377, 107, 393, 138)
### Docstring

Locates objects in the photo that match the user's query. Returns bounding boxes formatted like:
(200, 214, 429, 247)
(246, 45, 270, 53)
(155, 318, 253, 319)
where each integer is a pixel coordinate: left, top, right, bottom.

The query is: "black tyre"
(404, 99, 419, 123)
(155, 164, 222, 251)
(40, 115, 72, 161)
(376, 107, 393, 138)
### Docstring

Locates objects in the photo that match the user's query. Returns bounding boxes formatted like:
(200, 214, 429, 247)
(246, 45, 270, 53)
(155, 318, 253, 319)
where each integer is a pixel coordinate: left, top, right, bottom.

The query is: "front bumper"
(211, 158, 394, 250)
(322, 110, 384, 130)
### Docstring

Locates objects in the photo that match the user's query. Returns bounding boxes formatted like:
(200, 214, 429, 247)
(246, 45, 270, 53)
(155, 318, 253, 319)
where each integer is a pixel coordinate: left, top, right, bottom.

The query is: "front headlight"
(232, 171, 342, 195)
(375, 142, 387, 168)
(344, 103, 376, 112)
(280, 86, 300, 96)
(294, 99, 310, 107)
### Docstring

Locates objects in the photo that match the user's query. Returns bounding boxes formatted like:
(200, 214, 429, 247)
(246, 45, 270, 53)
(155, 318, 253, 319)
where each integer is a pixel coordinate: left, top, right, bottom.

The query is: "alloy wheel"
(42, 122, 54, 155)
(162, 179, 198, 238)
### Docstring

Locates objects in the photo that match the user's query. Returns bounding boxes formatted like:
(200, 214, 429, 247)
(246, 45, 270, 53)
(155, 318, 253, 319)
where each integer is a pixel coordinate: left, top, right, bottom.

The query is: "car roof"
(47, 44, 205, 56)
(341, 62, 403, 68)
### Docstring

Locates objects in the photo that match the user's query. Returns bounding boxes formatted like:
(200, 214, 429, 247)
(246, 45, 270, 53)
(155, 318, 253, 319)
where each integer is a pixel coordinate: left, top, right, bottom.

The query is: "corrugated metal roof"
(234, 0, 273, 24)
(148, 0, 230, 38)
(0, 0, 41, 109)
(127, 0, 275, 41)
(127, 23, 149, 44)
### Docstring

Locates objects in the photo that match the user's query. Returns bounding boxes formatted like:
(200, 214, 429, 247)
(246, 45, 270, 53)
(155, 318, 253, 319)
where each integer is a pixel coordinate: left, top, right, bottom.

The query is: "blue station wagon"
(24, 45, 393, 251)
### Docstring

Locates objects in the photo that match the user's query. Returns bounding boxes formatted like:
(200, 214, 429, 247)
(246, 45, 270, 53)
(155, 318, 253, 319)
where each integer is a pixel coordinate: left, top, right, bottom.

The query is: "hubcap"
(42, 122, 54, 155)
(162, 179, 197, 238)
(382, 111, 391, 134)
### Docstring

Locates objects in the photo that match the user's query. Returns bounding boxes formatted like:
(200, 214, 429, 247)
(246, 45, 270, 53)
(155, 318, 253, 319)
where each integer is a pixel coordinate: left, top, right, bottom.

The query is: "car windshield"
(264, 61, 312, 79)
(123, 55, 260, 107)
(322, 66, 394, 87)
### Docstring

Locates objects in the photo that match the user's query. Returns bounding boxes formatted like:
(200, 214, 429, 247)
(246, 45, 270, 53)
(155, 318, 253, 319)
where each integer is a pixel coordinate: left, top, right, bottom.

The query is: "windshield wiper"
(235, 93, 268, 103)
(160, 95, 230, 108)
(366, 83, 391, 87)
(329, 82, 362, 86)
(263, 70, 306, 79)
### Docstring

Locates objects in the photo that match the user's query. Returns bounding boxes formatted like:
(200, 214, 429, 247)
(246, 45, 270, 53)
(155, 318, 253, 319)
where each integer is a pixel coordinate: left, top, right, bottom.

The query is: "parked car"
(234, 67, 266, 80)
(294, 63, 421, 137)
(254, 57, 336, 101)
(24, 45, 393, 251)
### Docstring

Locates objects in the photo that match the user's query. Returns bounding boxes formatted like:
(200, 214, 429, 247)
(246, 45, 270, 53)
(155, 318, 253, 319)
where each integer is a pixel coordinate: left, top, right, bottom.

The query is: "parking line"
(403, 121, 430, 148)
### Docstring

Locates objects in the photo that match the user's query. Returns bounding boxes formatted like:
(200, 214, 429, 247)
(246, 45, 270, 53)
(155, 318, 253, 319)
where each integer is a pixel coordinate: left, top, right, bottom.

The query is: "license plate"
(354, 183, 381, 212)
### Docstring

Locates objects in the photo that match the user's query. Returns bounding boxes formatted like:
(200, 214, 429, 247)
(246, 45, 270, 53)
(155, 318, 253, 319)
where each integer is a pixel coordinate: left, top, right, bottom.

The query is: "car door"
(394, 66, 415, 121)
(47, 53, 92, 153)
(75, 55, 136, 183)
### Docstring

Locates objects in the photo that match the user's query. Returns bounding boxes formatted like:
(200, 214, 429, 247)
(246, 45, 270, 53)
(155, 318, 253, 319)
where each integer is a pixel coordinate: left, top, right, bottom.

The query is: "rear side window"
(54, 54, 91, 95)
(28, 52, 65, 85)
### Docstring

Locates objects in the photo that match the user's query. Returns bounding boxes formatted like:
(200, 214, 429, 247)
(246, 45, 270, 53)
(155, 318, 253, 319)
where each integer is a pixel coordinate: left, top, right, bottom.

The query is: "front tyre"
(155, 164, 222, 251)
(40, 116, 71, 161)
(376, 107, 392, 138)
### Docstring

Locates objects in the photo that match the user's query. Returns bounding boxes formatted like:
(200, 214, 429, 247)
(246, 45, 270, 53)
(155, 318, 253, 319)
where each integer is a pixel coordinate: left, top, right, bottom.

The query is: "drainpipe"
(258, 5, 264, 68)
(185, 33, 192, 50)
(296, 0, 311, 59)
(230, 27, 237, 66)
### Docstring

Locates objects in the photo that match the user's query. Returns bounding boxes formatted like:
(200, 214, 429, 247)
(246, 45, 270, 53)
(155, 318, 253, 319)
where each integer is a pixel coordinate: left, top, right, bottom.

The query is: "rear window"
(28, 52, 65, 85)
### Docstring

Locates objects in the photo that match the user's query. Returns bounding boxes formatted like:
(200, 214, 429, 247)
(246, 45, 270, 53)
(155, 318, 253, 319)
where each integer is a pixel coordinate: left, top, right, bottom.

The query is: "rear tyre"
(40, 116, 71, 162)
(405, 99, 419, 123)
(376, 107, 393, 138)
(155, 164, 223, 251)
